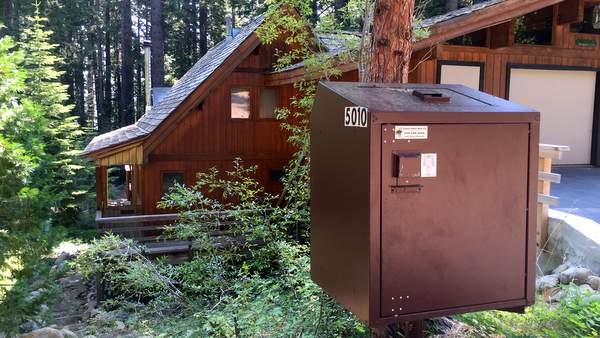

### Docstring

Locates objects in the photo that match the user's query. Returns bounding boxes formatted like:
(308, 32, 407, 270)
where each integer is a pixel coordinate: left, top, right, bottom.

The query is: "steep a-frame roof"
(83, 14, 266, 155)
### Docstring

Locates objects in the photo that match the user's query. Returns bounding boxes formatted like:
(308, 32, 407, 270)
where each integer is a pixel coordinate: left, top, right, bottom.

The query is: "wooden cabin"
(85, 0, 597, 226)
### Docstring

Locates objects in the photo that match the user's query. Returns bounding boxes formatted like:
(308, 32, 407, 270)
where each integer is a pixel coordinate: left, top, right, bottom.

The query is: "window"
(259, 88, 278, 119)
(447, 29, 487, 47)
(571, 5, 600, 35)
(231, 88, 251, 119)
(514, 6, 553, 45)
(162, 172, 184, 196)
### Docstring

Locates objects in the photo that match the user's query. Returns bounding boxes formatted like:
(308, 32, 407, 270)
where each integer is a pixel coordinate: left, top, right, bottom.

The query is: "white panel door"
(439, 64, 482, 90)
(508, 68, 596, 165)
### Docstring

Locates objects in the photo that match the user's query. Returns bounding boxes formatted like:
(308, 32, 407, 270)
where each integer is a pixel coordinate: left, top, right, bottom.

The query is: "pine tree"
(17, 10, 89, 227)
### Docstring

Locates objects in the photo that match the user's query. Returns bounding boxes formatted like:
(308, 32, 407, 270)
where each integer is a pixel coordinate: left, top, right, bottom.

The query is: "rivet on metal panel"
(384, 140, 387, 144)
(392, 308, 395, 312)
(399, 296, 403, 299)
(391, 297, 395, 300)
(384, 128, 387, 132)
(399, 308, 403, 311)
(406, 296, 410, 299)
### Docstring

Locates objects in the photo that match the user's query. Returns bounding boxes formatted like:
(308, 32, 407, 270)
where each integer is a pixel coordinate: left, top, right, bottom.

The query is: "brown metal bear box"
(310, 81, 539, 328)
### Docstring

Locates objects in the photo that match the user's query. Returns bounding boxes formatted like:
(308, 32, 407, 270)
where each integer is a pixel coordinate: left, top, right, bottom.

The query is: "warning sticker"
(420, 153, 437, 178)
(395, 126, 428, 139)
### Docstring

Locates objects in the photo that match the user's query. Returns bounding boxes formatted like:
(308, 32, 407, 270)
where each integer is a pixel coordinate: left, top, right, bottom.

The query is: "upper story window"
(231, 87, 251, 119)
(162, 172, 184, 196)
(259, 87, 278, 119)
(571, 5, 600, 35)
(514, 6, 554, 45)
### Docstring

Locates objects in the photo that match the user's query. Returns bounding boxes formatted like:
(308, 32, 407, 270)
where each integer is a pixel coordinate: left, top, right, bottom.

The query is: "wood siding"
(412, 8, 600, 99)
(142, 43, 297, 213)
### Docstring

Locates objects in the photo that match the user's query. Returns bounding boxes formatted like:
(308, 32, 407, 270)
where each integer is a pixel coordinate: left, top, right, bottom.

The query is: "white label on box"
(395, 126, 428, 139)
(344, 106, 368, 128)
(420, 153, 437, 177)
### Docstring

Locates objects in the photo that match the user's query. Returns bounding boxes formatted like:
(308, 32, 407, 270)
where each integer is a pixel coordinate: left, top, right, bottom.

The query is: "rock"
(547, 288, 565, 303)
(579, 284, 594, 294)
(54, 252, 74, 265)
(115, 320, 126, 331)
(559, 267, 592, 285)
(20, 320, 41, 333)
(536, 274, 559, 290)
(586, 276, 600, 290)
(22, 327, 64, 338)
(60, 328, 77, 338)
(553, 263, 572, 274)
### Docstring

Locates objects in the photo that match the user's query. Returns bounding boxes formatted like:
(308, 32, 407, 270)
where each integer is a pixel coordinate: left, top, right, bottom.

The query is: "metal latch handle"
(391, 184, 423, 193)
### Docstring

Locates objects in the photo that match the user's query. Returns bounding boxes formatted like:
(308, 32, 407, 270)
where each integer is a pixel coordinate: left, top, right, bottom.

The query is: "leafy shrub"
(458, 285, 600, 338)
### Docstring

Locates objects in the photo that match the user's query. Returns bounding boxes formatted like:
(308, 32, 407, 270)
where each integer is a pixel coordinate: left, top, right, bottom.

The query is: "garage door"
(439, 63, 483, 90)
(508, 68, 597, 165)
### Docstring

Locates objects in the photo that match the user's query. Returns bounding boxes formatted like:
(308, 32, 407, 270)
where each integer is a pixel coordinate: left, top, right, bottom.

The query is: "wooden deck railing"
(537, 144, 570, 249)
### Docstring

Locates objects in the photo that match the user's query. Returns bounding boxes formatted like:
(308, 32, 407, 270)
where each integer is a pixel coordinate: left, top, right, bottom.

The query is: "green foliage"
(458, 286, 600, 338)
(0, 9, 93, 335)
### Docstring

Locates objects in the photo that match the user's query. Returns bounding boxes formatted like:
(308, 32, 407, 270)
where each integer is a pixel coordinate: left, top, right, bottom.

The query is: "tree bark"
(310, 0, 319, 24)
(74, 54, 86, 126)
(135, 9, 143, 117)
(120, 0, 135, 126)
(104, 0, 113, 131)
(2, 0, 16, 36)
(151, 0, 165, 88)
(366, 0, 415, 83)
(199, 4, 208, 55)
(94, 0, 106, 132)
(446, 0, 459, 12)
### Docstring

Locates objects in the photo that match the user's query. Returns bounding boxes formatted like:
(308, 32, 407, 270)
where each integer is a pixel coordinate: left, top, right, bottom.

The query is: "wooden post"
(95, 166, 108, 214)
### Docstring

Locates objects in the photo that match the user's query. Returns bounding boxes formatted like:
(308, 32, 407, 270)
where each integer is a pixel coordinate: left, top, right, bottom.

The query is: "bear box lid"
(319, 81, 537, 115)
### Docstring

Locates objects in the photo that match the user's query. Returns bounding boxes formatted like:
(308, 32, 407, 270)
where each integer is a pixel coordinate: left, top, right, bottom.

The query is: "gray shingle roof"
(83, 14, 266, 155)
(418, 0, 505, 29)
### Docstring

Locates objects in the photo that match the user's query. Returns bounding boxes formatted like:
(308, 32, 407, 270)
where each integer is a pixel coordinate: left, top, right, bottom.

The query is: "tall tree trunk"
(94, 0, 105, 132)
(2, 0, 16, 37)
(120, 0, 134, 126)
(190, 0, 198, 60)
(73, 55, 86, 125)
(104, 0, 113, 131)
(199, 4, 208, 56)
(310, 0, 318, 24)
(446, 0, 459, 12)
(85, 62, 96, 127)
(366, 0, 415, 83)
(136, 11, 143, 118)
(151, 0, 165, 87)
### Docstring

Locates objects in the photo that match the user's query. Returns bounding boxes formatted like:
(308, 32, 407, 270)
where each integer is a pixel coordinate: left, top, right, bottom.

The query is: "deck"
(552, 166, 600, 223)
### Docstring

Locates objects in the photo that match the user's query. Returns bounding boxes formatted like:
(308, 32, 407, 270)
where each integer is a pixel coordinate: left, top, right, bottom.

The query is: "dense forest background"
(0, 0, 484, 135)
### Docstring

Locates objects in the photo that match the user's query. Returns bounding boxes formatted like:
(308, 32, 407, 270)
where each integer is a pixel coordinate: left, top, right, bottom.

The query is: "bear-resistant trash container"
(310, 81, 539, 327)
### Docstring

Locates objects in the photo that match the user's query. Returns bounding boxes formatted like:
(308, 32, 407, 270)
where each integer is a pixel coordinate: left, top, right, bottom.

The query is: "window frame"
(161, 171, 185, 197)
(258, 87, 279, 120)
(230, 86, 253, 120)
